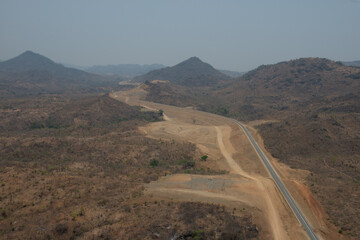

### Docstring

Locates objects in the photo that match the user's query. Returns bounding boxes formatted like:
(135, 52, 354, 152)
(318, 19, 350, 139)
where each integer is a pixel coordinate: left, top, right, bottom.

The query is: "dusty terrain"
(0, 84, 351, 239)
(112, 85, 348, 240)
(0, 94, 259, 239)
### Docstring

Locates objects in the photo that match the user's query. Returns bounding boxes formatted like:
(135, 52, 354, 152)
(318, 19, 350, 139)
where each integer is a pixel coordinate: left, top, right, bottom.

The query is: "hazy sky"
(1, 0, 360, 71)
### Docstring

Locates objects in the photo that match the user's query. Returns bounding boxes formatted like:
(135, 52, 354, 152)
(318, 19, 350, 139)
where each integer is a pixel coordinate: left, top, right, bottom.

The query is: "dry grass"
(0, 94, 257, 239)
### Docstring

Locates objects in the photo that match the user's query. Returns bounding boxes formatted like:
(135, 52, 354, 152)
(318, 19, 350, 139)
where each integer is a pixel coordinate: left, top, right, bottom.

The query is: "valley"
(2, 2, 359, 239)
(111, 85, 346, 240)
(141, 58, 360, 238)
(0, 52, 358, 239)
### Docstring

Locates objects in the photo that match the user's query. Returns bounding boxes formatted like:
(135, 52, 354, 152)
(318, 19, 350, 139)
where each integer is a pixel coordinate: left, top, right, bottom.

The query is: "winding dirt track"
(111, 86, 339, 240)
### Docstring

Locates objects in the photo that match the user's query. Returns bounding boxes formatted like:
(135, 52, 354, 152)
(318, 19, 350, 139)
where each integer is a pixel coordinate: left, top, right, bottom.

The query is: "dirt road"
(110, 86, 341, 240)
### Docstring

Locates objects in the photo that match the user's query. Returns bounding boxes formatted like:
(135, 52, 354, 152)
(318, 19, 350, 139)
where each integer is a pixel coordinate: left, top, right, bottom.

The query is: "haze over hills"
(1, 52, 359, 237)
(342, 60, 360, 68)
(84, 63, 244, 79)
(62, 63, 88, 71)
(86, 64, 166, 78)
(132, 57, 230, 86)
(0, 51, 117, 97)
(68, 62, 243, 79)
(219, 69, 245, 78)
(2, 0, 360, 238)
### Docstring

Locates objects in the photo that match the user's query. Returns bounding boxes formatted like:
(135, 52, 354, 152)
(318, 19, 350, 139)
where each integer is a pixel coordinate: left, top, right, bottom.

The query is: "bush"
(215, 106, 229, 116)
(71, 211, 79, 220)
(150, 159, 159, 167)
(46, 120, 61, 129)
(192, 230, 205, 240)
(201, 155, 208, 161)
(55, 223, 68, 235)
(29, 122, 44, 129)
(1, 209, 6, 218)
(183, 161, 195, 169)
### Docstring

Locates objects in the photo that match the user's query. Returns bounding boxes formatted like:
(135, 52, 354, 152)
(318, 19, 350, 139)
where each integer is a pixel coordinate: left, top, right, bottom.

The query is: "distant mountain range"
(0, 51, 117, 97)
(0, 52, 243, 97)
(342, 60, 360, 68)
(132, 57, 230, 86)
(219, 69, 244, 77)
(86, 64, 166, 78)
(79, 62, 243, 79)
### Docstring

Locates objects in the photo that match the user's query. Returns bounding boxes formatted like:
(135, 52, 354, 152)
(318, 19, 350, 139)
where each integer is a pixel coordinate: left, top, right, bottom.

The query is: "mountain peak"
(0, 50, 58, 72)
(17, 50, 55, 63)
(178, 56, 204, 66)
(187, 56, 202, 62)
(22, 50, 38, 56)
(133, 56, 230, 86)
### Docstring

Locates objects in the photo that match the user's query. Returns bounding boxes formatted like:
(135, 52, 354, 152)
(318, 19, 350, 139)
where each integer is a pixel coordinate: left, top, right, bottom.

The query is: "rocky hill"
(239, 58, 359, 98)
(200, 58, 360, 120)
(0, 51, 117, 97)
(132, 57, 230, 86)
